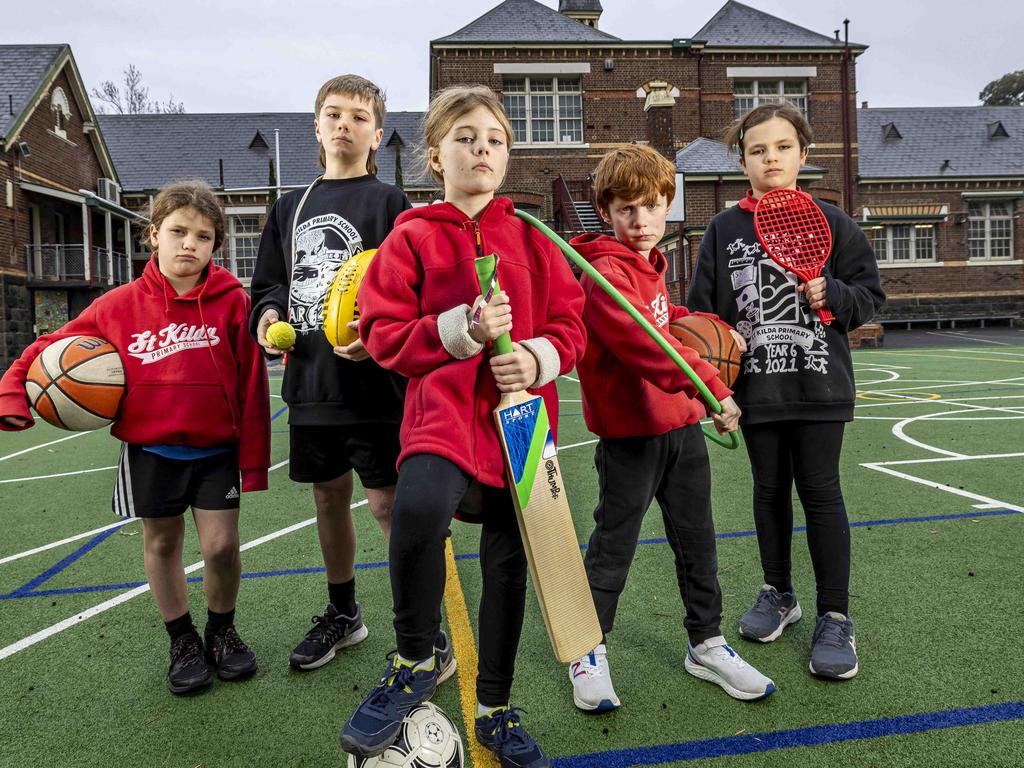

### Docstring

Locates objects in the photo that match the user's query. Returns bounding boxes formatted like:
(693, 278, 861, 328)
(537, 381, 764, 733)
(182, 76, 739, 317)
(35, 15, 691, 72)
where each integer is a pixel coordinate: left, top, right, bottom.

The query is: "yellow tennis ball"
(266, 321, 296, 350)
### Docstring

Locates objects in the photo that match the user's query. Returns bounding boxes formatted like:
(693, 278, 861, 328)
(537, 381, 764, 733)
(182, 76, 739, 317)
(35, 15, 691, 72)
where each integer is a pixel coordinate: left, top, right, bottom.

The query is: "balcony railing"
(26, 245, 130, 285)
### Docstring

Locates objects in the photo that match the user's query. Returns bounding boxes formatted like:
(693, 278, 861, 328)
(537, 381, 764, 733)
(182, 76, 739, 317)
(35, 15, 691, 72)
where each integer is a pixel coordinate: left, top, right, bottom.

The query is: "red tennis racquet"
(753, 188, 834, 325)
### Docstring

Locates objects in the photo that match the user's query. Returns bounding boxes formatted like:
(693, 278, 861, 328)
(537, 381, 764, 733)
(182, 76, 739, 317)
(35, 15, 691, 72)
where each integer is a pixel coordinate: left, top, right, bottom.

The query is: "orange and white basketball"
(25, 336, 125, 431)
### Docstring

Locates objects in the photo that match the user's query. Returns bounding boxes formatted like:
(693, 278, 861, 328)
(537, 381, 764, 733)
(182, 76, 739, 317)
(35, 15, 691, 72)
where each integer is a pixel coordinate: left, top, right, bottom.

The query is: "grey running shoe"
(289, 602, 368, 670)
(809, 612, 858, 680)
(435, 629, 457, 685)
(739, 585, 802, 643)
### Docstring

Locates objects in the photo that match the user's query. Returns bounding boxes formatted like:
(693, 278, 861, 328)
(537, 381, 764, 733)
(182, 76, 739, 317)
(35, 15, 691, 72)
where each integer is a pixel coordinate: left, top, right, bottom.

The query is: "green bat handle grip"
(513, 209, 738, 450)
(474, 254, 514, 356)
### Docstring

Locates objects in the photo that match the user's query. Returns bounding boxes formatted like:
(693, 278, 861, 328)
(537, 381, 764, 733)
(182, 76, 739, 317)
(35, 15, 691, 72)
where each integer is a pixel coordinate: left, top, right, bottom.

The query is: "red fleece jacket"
(0, 257, 270, 491)
(570, 233, 733, 439)
(359, 197, 586, 488)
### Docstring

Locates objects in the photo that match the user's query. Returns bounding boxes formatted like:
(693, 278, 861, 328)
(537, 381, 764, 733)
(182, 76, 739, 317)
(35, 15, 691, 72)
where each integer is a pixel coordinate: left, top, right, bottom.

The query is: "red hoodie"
(570, 233, 733, 439)
(359, 197, 586, 488)
(0, 256, 270, 491)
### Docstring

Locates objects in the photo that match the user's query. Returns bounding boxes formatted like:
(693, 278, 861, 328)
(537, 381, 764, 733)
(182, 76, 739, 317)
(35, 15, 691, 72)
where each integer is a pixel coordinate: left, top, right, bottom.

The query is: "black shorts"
(112, 444, 241, 519)
(288, 423, 400, 488)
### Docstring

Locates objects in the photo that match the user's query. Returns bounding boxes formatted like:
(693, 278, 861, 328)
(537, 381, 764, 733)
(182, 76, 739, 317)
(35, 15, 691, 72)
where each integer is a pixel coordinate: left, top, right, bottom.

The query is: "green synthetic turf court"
(1, 341, 1022, 767)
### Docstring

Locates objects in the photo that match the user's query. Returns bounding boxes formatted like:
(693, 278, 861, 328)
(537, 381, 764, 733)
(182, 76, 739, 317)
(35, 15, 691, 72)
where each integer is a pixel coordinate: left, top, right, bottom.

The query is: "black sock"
(165, 612, 195, 642)
(206, 607, 235, 634)
(328, 578, 356, 616)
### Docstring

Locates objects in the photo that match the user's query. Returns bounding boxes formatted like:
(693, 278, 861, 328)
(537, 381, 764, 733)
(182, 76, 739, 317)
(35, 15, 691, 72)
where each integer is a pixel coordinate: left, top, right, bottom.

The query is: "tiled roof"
(675, 136, 826, 176)
(559, 0, 603, 12)
(435, 0, 618, 43)
(98, 111, 427, 193)
(0, 44, 65, 139)
(857, 106, 1024, 178)
(694, 1, 860, 48)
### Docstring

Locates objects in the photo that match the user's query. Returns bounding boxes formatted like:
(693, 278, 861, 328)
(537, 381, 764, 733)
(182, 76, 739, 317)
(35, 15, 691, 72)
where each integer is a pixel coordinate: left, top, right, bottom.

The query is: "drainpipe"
(841, 19, 853, 215)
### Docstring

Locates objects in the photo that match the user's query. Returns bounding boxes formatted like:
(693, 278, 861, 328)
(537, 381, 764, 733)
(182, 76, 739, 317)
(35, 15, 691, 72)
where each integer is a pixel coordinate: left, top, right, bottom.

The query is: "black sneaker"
(739, 585, 802, 643)
(475, 707, 550, 768)
(435, 630, 457, 685)
(205, 624, 257, 681)
(809, 612, 859, 680)
(167, 631, 213, 695)
(290, 602, 368, 671)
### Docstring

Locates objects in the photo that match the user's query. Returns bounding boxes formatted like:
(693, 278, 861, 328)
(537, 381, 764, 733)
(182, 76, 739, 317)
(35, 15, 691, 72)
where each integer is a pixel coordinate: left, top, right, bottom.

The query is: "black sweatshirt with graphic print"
(249, 175, 411, 426)
(687, 194, 885, 425)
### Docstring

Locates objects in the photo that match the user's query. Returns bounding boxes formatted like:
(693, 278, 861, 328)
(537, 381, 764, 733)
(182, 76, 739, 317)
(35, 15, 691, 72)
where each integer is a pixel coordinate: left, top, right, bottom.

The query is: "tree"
(91, 64, 185, 114)
(979, 70, 1024, 106)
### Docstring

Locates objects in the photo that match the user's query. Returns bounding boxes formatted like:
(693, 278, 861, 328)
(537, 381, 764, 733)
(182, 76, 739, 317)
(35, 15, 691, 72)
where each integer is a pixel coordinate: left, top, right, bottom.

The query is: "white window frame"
(51, 87, 72, 139)
(733, 79, 808, 119)
(218, 214, 261, 279)
(967, 201, 1014, 261)
(871, 224, 937, 265)
(502, 76, 584, 147)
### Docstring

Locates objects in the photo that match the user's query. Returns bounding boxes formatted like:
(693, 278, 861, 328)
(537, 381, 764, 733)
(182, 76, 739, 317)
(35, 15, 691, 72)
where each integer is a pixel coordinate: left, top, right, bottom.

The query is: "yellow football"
(324, 249, 377, 347)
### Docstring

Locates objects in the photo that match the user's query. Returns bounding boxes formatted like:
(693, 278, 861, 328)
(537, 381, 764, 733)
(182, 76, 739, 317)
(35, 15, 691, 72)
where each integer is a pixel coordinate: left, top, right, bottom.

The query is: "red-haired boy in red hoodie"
(567, 145, 775, 713)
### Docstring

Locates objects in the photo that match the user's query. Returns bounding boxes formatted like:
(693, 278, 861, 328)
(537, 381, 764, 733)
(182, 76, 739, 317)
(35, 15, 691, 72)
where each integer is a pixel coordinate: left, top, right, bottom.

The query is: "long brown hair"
(314, 74, 387, 173)
(145, 180, 225, 251)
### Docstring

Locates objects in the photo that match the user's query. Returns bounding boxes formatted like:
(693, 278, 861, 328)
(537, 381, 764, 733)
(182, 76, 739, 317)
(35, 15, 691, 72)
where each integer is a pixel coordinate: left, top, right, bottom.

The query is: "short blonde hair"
(593, 144, 676, 213)
(421, 85, 514, 185)
(314, 74, 387, 173)
(145, 180, 225, 251)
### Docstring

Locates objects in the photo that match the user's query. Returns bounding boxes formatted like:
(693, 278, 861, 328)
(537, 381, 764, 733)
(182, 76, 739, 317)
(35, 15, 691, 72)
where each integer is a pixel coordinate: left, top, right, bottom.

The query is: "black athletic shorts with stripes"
(112, 444, 241, 518)
(288, 423, 400, 488)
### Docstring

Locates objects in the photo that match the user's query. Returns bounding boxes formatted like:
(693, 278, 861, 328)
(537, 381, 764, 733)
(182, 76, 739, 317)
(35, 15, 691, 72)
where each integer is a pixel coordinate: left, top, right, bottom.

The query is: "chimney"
(559, 0, 603, 29)
(642, 81, 677, 159)
(861, 101, 869, 109)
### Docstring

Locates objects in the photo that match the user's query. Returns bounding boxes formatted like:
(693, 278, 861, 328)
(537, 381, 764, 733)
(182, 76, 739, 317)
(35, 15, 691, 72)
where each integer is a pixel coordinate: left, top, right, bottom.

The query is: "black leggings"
(389, 454, 527, 707)
(741, 421, 851, 616)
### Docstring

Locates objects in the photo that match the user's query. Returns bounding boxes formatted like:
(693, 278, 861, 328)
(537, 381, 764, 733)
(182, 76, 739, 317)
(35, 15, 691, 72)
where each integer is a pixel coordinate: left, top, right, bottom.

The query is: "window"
(733, 80, 807, 119)
(51, 87, 71, 138)
(661, 238, 679, 283)
(224, 215, 260, 278)
(968, 201, 1014, 260)
(502, 77, 583, 145)
(871, 224, 936, 264)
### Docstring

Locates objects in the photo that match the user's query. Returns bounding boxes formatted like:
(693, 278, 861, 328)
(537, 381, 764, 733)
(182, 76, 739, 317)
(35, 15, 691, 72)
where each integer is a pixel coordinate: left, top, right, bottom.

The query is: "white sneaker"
(685, 636, 776, 701)
(568, 644, 621, 712)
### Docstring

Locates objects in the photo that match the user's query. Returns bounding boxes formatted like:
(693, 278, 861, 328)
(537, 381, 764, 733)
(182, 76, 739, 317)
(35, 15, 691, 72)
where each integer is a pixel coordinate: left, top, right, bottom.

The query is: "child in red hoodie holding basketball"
(0, 180, 269, 695)
(566, 144, 774, 714)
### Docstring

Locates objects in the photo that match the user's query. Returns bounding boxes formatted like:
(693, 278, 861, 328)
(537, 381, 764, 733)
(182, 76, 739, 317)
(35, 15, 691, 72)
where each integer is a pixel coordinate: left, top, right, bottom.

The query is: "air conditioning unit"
(97, 178, 121, 203)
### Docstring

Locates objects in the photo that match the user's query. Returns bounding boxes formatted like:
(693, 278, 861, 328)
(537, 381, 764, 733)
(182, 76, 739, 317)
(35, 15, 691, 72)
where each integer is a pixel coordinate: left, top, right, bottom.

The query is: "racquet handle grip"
(817, 307, 834, 325)
(473, 254, 514, 355)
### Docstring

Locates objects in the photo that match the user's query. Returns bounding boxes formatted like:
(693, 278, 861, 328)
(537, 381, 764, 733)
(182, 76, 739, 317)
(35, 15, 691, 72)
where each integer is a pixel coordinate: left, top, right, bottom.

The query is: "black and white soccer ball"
(347, 702, 464, 768)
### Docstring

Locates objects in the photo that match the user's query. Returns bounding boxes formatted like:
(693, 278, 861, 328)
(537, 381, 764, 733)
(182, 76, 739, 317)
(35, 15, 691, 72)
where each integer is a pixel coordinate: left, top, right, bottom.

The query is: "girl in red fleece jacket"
(340, 87, 585, 768)
(0, 181, 269, 695)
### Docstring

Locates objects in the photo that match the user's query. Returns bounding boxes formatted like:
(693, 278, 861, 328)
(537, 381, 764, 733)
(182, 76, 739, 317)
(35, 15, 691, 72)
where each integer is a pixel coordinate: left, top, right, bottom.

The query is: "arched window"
(51, 87, 72, 138)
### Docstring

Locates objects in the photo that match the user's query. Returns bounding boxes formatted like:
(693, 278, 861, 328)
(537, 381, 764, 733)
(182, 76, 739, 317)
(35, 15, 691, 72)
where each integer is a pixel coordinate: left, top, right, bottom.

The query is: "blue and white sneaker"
(340, 656, 439, 757)
(685, 636, 776, 701)
(809, 612, 858, 680)
(568, 644, 620, 712)
(475, 707, 550, 768)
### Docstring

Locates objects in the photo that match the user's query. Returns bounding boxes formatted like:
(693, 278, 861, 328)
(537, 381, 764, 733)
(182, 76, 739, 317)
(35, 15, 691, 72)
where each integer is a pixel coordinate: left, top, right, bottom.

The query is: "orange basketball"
(25, 336, 125, 431)
(669, 315, 742, 388)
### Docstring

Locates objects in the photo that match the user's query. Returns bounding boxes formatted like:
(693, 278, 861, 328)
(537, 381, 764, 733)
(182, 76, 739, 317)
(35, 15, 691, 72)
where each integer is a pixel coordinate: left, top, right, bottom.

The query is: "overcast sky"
(4, 0, 1020, 115)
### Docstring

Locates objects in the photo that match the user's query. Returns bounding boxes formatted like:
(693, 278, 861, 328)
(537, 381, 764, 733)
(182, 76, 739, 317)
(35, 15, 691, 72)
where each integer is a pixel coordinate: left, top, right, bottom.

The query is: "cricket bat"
(474, 254, 602, 663)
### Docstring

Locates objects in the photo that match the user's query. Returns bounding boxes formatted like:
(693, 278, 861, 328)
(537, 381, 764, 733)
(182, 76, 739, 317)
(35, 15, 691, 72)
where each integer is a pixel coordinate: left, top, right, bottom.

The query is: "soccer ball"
(347, 702, 464, 768)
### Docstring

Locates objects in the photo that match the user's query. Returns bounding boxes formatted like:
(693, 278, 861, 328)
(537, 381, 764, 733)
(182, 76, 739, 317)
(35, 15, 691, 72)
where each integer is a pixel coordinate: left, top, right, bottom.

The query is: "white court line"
(0, 466, 116, 484)
(0, 519, 138, 566)
(0, 431, 92, 463)
(861, 463, 1024, 514)
(560, 374, 579, 382)
(559, 438, 598, 451)
(869, 452, 1024, 467)
(0, 500, 367, 662)
(560, 399, 582, 403)
(927, 332, 1010, 346)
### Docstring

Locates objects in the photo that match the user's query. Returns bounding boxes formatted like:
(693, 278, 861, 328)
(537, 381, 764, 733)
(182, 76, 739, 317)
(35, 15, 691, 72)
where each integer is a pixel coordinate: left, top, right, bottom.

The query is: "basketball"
(324, 248, 377, 347)
(25, 336, 125, 431)
(669, 315, 742, 388)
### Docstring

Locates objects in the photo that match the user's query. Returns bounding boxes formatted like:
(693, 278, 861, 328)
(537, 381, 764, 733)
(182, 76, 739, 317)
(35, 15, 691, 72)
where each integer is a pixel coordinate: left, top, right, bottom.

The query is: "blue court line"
(551, 700, 1024, 768)
(271, 404, 288, 421)
(2, 508, 1018, 602)
(1, 526, 122, 598)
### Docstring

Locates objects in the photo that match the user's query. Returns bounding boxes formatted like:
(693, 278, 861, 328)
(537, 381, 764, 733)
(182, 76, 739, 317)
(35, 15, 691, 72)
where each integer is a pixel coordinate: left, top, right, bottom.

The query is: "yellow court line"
(444, 538, 500, 768)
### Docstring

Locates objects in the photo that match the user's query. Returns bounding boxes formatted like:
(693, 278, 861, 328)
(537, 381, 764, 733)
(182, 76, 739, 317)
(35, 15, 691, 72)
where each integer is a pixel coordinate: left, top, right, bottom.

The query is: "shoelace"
(754, 588, 785, 613)
(306, 612, 342, 643)
(363, 663, 419, 717)
(172, 635, 205, 668)
(706, 644, 748, 669)
(483, 707, 532, 752)
(573, 652, 605, 678)
(814, 618, 850, 648)
(218, 626, 249, 655)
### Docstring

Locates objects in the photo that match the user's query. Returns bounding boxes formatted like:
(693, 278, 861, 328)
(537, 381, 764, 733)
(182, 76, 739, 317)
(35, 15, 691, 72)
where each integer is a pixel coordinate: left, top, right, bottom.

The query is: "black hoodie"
(687, 192, 885, 424)
(249, 175, 411, 425)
